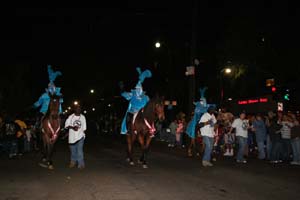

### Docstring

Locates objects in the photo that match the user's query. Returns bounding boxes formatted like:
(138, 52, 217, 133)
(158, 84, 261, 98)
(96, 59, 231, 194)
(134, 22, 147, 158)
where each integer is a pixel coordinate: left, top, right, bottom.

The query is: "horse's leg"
(39, 135, 50, 168)
(141, 134, 153, 168)
(43, 134, 54, 169)
(41, 134, 47, 162)
(137, 133, 145, 164)
(126, 133, 136, 165)
(188, 138, 195, 157)
(47, 142, 55, 170)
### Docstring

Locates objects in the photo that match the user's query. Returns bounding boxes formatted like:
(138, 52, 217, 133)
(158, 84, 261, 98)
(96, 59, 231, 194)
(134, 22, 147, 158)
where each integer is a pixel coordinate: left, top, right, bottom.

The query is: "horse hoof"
(48, 165, 54, 170)
(42, 158, 47, 162)
(129, 161, 135, 166)
(126, 158, 130, 162)
(142, 164, 148, 169)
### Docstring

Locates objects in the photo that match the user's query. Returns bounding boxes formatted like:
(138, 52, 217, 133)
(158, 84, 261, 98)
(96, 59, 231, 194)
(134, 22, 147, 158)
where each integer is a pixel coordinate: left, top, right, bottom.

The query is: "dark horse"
(39, 95, 61, 170)
(126, 97, 165, 168)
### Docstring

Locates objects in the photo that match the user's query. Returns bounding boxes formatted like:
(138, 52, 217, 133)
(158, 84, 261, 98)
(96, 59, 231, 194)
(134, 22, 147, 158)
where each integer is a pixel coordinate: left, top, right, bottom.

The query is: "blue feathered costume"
(186, 87, 215, 139)
(120, 67, 152, 134)
(34, 65, 63, 114)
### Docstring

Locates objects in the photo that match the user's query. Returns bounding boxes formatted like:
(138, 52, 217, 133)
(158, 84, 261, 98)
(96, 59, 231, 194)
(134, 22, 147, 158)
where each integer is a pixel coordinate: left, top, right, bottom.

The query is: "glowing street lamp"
(90, 89, 94, 94)
(92, 108, 95, 111)
(224, 68, 232, 74)
(155, 42, 161, 48)
(74, 101, 79, 106)
(220, 67, 232, 104)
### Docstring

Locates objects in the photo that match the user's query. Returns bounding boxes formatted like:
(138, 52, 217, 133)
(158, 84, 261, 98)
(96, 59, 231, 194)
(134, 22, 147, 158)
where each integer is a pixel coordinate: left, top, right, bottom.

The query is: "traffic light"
(284, 94, 290, 101)
(271, 86, 276, 92)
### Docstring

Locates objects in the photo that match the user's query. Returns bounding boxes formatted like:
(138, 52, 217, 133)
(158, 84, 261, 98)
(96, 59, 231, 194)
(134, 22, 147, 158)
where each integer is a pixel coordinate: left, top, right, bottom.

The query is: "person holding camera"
(199, 106, 217, 167)
(65, 105, 87, 169)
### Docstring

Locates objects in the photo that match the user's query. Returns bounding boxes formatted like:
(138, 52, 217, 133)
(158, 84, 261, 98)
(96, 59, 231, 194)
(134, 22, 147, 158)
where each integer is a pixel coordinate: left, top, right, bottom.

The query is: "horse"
(39, 95, 61, 170)
(126, 97, 165, 168)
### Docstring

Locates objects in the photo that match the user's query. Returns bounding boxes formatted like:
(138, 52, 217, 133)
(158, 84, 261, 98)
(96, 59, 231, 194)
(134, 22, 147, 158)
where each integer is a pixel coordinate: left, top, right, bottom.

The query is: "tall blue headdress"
(46, 65, 62, 94)
(47, 65, 62, 84)
(199, 87, 208, 106)
(135, 67, 152, 88)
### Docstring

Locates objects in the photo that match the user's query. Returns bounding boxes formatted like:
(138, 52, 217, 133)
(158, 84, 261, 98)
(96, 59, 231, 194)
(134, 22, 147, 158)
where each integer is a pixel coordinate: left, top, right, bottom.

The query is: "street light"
(74, 101, 79, 106)
(224, 68, 232, 74)
(155, 42, 161, 48)
(220, 68, 232, 105)
(90, 89, 94, 94)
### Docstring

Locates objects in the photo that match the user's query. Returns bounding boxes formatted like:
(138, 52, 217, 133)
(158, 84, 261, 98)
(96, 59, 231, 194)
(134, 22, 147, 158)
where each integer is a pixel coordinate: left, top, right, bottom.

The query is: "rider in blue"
(121, 67, 152, 135)
(34, 65, 63, 115)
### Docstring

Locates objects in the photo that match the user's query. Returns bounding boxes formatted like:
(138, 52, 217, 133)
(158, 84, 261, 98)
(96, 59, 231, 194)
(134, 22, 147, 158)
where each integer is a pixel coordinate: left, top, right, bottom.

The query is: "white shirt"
(232, 118, 248, 138)
(199, 112, 217, 137)
(65, 114, 87, 144)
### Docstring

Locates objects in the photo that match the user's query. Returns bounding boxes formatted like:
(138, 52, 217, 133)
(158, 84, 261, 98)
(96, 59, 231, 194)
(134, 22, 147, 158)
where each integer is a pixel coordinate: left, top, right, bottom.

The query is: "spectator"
(290, 122, 300, 165)
(199, 106, 217, 167)
(14, 117, 27, 156)
(168, 119, 177, 147)
(65, 105, 87, 169)
(280, 115, 293, 162)
(229, 111, 249, 163)
(252, 114, 267, 160)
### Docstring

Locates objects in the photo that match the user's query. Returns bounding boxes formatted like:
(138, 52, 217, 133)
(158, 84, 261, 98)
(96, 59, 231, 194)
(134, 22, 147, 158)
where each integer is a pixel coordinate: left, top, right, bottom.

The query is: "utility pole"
(188, 0, 198, 115)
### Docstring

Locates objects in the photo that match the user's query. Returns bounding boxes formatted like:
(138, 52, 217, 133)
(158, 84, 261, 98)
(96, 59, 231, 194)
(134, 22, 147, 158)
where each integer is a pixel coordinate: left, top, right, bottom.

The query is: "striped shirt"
(280, 122, 293, 139)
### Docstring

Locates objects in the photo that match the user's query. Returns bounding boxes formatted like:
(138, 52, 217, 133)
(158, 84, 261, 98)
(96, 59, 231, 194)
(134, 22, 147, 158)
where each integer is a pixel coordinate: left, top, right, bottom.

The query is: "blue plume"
(138, 69, 152, 84)
(48, 65, 62, 83)
(136, 67, 142, 75)
(199, 87, 208, 98)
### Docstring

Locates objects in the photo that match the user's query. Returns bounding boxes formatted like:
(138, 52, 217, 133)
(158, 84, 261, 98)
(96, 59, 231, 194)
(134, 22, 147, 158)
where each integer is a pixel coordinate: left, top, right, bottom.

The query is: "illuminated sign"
(185, 66, 195, 76)
(238, 98, 268, 105)
(277, 102, 283, 111)
(266, 78, 275, 87)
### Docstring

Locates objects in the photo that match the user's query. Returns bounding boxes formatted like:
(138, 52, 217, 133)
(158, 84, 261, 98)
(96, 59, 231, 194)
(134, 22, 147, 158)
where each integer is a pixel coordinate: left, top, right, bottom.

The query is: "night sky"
(0, 2, 299, 114)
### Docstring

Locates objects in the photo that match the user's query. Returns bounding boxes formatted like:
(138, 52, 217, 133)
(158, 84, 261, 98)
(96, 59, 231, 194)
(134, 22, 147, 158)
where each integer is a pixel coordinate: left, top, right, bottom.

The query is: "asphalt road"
(1, 134, 300, 200)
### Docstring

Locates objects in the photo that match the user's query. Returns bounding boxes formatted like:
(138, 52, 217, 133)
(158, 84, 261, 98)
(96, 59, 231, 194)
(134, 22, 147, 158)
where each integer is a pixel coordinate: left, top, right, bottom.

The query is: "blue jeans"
(266, 135, 272, 160)
(270, 140, 282, 161)
(69, 137, 85, 167)
(168, 134, 176, 145)
(237, 136, 247, 161)
(257, 141, 266, 160)
(281, 139, 291, 161)
(202, 136, 214, 161)
(2, 140, 18, 156)
(291, 138, 300, 162)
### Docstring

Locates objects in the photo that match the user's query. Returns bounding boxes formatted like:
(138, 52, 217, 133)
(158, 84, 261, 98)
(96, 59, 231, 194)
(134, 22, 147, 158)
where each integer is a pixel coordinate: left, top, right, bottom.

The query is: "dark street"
(1, 134, 299, 200)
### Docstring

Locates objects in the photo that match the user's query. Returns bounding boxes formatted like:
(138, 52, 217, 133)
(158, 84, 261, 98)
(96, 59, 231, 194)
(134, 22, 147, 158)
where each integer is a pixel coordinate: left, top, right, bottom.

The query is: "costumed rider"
(186, 87, 210, 139)
(120, 67, 153, 136)
(33, 65, 63, 121)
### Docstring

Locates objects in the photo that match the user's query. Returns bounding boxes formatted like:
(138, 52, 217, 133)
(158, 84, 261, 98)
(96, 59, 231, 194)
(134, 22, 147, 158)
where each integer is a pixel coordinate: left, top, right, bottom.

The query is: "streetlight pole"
(219, 68, 232, 106)
(188, 0, 198, 116)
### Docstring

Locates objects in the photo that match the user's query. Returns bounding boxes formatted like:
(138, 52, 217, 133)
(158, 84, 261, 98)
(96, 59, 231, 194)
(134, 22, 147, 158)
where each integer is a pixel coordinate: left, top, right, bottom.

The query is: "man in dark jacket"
(268, 117, 283, 163)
